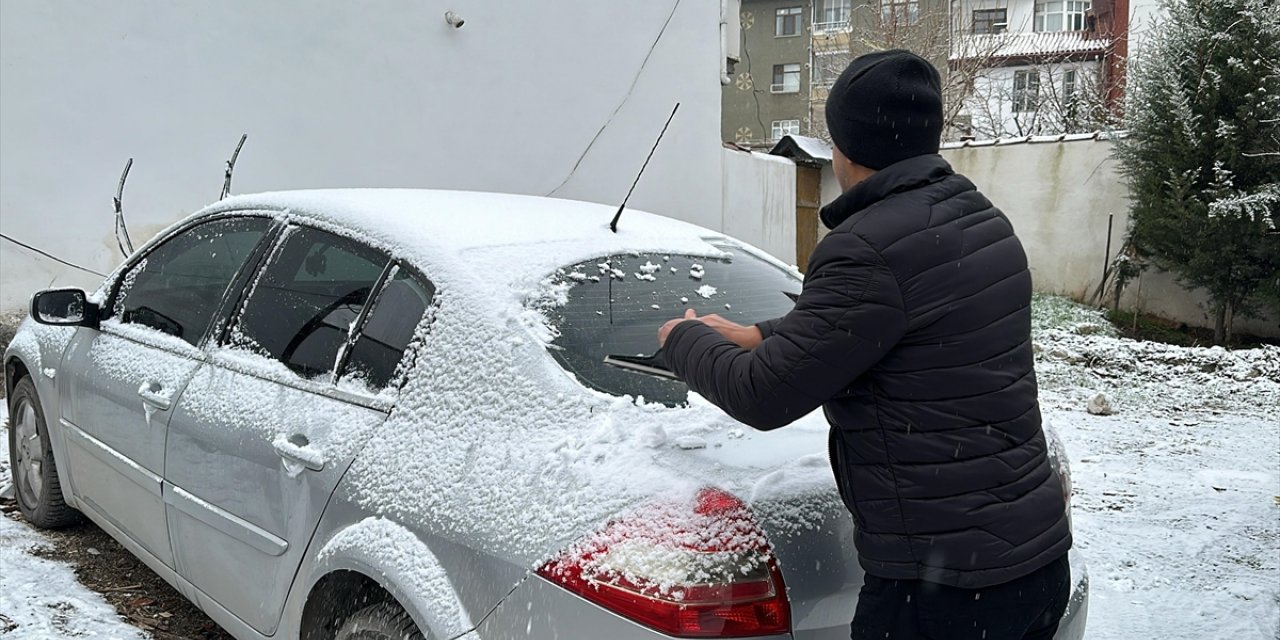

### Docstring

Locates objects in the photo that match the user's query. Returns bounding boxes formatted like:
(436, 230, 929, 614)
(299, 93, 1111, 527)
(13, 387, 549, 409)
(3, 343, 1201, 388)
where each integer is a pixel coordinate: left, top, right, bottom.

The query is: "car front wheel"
(8, 376, 79, 528)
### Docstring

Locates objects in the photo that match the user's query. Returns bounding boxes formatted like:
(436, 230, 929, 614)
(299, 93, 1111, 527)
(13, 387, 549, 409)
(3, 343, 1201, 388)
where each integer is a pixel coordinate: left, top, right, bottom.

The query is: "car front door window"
(112, 217, 271, 345)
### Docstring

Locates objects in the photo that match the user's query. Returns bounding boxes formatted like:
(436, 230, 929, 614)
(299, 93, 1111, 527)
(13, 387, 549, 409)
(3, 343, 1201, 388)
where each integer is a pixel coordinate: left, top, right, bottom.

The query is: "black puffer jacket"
(665, 154, 1071, 588)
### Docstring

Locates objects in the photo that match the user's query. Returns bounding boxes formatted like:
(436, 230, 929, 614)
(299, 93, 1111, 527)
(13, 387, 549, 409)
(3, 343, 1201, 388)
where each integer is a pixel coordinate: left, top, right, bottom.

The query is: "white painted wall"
(721, 148, 797, 266)
(0, 1, 725, 310)
(791, 137, 1278, 337)
(943, 139, 1279, 337)
(965, 61, 1103, 138)
(957, 0, 1038, 32)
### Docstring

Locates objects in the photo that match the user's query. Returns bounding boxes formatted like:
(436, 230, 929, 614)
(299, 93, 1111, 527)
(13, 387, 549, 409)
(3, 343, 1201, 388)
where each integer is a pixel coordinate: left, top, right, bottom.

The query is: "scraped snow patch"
(695, 285, 718, 299)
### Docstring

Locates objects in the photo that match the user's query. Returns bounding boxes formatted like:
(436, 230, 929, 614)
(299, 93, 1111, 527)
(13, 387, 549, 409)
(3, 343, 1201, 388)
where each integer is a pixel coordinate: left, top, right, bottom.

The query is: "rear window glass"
(540, 245, 799, 406)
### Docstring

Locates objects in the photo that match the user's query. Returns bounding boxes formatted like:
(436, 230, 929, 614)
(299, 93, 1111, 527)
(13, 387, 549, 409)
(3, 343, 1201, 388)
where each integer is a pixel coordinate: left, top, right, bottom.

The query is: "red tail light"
(536, 488, 791, 637)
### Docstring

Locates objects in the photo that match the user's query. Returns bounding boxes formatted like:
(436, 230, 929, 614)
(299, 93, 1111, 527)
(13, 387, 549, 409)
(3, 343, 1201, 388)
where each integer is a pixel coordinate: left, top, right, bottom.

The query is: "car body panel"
(58, 323, 204, 567)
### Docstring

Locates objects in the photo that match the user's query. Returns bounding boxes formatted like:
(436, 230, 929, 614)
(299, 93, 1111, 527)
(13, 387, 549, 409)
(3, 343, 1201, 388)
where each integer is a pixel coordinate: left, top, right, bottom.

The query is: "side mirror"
(31, 288, 99, 328)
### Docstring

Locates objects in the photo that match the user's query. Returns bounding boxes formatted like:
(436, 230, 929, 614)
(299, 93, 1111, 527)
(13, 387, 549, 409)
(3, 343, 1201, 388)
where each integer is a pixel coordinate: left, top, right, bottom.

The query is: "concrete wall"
(799, 138, 1278, 337)
(722, 147, 798, 265)
(0, 0, 725, 311)
(943, 138, 1279, 337)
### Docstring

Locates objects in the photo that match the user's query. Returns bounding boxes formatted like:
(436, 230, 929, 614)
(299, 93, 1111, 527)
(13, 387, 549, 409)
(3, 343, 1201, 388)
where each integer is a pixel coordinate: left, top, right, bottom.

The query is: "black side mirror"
(31, 288, 99, 328)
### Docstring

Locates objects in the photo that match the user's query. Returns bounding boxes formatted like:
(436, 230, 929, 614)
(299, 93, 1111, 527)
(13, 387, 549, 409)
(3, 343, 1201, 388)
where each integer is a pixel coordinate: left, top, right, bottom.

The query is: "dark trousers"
(850, 554, 1071, 640)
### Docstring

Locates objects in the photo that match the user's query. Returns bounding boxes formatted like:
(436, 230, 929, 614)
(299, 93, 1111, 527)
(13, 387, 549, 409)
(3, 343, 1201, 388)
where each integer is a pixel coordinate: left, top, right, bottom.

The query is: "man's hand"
(658, 309, 764, 349)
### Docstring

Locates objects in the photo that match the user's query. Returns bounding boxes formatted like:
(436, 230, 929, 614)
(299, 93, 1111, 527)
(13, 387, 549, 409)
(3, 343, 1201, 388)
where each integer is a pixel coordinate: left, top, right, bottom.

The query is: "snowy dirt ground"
(0, 296, 1277, 639)
(0, 404, 148, 639)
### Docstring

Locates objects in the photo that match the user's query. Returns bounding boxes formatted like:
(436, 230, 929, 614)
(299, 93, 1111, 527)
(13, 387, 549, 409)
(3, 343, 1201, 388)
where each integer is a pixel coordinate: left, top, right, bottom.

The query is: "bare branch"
(113, 158, 134, 256)
(220, 133, 248, 200)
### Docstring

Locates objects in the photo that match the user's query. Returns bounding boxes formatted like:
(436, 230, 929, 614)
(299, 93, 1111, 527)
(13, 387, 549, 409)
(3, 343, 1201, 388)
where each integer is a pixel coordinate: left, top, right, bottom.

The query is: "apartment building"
(721, 0, 816, 146)
(950, 0, 1130, 138)
(723, 0, 1154, 145)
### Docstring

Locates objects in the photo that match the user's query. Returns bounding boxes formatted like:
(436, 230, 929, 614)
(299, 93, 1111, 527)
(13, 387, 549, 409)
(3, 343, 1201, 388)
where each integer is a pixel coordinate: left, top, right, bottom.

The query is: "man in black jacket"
(658, 51, 1073, 640)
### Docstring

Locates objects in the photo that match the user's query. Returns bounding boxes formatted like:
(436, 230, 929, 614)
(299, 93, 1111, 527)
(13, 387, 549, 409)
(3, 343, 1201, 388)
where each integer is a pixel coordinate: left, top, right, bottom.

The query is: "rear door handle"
(273, 435, 325, 472)
(138, 382, 173, 411)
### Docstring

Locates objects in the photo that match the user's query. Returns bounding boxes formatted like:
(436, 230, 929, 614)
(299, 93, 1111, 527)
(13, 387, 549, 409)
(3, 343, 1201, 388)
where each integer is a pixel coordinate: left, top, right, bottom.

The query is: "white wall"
(721, 148, 797, 266)
(943, 138, 1279, 337)
(965, 61, 1103, 138)
(0, 1, 725, 310)
(957, 0, 1038, 33)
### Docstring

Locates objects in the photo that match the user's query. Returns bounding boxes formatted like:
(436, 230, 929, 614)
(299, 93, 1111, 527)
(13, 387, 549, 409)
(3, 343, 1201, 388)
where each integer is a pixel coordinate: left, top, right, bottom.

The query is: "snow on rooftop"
(768, 135, 833, 164)
(951, 32, 1110, 61)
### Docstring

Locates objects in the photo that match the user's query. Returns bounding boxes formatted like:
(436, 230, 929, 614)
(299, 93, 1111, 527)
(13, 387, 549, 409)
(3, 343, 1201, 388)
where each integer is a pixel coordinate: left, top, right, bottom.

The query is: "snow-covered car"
(4, 190, 1088, 640)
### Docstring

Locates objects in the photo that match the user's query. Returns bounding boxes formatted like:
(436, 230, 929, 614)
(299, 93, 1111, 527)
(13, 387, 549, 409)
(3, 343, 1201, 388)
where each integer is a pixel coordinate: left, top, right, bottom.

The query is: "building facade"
(950, 0, 1129, 138)
(722, 0, 817, 147)
(724, 0, 1159, 146)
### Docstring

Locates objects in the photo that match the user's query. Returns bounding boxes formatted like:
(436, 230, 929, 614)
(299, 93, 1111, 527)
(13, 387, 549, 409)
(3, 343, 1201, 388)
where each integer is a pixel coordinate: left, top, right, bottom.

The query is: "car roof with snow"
(206, 188, 723, 255)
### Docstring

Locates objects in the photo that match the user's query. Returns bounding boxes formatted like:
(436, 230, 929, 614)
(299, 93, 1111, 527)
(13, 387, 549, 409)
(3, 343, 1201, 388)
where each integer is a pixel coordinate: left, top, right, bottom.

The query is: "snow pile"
(0, 407, 149, 640)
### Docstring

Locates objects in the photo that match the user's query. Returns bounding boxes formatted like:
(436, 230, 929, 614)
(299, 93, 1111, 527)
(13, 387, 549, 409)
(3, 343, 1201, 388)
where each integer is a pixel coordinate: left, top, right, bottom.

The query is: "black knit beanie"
(825, 50, 944, 171)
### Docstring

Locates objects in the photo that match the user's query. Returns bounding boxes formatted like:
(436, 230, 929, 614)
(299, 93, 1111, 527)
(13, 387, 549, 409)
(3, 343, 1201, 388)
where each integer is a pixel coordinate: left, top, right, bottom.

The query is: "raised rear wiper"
(784, 290, 800, 302)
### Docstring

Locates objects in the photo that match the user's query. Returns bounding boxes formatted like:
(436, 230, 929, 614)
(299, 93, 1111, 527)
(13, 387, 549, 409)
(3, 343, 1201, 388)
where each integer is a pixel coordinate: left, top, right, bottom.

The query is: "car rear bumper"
(1053, 549, 1090, 640)
(481, 549, 1088, 639)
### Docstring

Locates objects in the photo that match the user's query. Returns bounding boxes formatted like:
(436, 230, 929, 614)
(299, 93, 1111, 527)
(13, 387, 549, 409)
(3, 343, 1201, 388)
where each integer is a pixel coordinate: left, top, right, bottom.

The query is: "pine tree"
(1115, 0, 1280, 344)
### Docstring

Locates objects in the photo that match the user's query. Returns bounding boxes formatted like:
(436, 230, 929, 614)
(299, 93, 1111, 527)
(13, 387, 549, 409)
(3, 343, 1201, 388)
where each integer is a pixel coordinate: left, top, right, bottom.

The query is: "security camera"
(446, 11, 465, 28)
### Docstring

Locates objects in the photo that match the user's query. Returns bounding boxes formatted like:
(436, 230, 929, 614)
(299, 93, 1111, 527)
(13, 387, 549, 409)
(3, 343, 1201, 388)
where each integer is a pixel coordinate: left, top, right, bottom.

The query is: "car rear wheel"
(334, 601, 425, 640)
(8, 377, 79, 528)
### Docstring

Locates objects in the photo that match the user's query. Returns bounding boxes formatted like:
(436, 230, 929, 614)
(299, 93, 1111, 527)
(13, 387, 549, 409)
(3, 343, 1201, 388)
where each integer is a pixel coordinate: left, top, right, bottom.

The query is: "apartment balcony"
(811, 19, 852, 35)
(951, 31, 1110, 62)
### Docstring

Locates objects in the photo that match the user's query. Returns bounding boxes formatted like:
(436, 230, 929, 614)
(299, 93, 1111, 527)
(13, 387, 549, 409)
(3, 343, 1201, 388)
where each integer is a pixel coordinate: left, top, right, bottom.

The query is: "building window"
(973, 8, 1007, 34)
(1013, 70, 1041, 112)
(1063, 69, 1078, 101)
(772, 119, 802, 139)
(1035, 0, 1091, 32)
(772, 63, 802, 93)
(881, 0, 920, 26)
(776, 7, 802, 36)
(817, 0, 852, 28)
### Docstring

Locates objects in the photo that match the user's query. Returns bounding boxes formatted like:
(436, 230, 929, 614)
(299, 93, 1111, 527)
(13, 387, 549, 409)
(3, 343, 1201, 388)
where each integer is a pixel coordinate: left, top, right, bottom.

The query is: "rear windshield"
(540, 245, 800, 406)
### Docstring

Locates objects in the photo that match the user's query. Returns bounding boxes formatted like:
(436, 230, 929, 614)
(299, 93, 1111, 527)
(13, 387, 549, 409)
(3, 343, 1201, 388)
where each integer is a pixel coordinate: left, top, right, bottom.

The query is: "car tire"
(8, 376, 79, 528)
(334, 601, 425, 640)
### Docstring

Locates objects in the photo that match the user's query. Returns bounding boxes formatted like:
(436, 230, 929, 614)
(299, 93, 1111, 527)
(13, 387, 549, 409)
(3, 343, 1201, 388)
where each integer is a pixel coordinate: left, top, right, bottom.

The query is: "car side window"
(229, 226, 388, 379)
(112, 217, 271, 346)
(339, 265, 435, 390)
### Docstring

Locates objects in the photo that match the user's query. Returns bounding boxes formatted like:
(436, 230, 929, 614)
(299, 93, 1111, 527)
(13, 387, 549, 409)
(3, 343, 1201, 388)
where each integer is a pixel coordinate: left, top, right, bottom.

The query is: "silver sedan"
(5, 189, 1088, 639)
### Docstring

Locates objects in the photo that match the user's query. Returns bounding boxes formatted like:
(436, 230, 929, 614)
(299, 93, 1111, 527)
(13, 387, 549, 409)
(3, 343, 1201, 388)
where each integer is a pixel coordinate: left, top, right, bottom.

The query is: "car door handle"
(273, 436, 325, 473)
(138, 382, 173, 411)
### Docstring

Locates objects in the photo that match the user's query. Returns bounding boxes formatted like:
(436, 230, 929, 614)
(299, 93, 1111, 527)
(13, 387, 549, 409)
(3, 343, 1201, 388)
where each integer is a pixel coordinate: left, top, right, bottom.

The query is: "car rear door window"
(230, 226, 388, 379)
(112, 217, 271, 346)
(339, 265, 435, 391)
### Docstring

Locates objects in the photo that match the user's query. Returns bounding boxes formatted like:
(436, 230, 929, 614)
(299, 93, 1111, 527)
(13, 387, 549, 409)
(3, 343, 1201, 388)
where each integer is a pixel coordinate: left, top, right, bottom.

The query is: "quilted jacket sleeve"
(664, 231, 908, 431)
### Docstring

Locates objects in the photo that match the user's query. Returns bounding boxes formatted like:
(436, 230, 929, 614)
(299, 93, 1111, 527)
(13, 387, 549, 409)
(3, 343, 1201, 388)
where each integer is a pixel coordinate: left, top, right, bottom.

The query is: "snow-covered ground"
(1032, 296, 1279, 640)
(0, 405, 149, 639)
(0, 296, 1276, 639)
